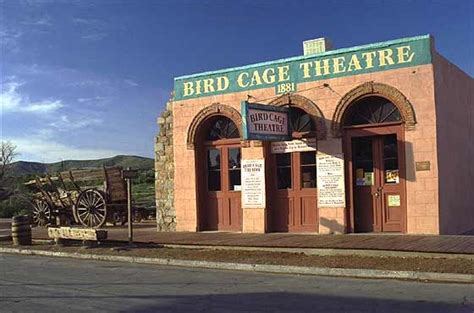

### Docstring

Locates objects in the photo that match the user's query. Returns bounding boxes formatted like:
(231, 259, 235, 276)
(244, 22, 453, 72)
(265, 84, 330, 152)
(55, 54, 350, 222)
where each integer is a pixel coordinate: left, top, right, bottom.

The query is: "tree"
(0, 141, 18, 181)
(0, 141, 19, 200)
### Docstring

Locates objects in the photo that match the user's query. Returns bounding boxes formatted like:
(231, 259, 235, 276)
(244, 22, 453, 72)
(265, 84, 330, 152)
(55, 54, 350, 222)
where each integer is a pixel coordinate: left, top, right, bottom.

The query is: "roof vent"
(303, 37, 333, 56)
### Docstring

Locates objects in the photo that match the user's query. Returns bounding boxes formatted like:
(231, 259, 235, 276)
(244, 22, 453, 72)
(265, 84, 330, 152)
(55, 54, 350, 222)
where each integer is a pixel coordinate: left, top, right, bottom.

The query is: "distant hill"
(9, 155, 154, 177)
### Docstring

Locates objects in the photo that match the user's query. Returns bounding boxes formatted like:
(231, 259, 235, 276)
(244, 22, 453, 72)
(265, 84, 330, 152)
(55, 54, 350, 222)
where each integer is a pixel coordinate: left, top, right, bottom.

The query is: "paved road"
(0, 254, 472, 313)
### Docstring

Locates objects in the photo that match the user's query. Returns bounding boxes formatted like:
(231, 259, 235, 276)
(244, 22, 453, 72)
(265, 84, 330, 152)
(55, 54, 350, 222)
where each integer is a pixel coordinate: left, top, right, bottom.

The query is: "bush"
(0, 193, 32, 218)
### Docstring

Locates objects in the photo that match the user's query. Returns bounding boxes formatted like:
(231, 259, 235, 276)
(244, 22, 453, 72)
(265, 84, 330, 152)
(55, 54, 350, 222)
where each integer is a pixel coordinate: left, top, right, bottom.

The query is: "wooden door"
(269, 150, 318, 232)
(348, 127, 405, 232)
(201, 144, 242, 231)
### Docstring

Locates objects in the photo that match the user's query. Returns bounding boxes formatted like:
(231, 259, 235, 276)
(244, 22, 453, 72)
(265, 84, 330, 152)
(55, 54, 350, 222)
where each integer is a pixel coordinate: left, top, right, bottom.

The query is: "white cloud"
(0, 80, 64, 114)
(81, 32, 107, 41)
(0, 29, 23, 52)
(21, 16, 52, 26)
(7, 135, 123, 163)
(124, 79, 139, 87)
(49, 115, 103, 130)
(72, 17, 109, 41)
(77, 96, 110, 103)
(72, 17, 103, 26)
(22, 100, 63, 113)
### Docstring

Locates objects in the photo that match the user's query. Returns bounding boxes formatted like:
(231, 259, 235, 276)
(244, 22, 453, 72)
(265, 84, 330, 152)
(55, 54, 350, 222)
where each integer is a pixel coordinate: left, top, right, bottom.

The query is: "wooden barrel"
(12, 215, 32, 246)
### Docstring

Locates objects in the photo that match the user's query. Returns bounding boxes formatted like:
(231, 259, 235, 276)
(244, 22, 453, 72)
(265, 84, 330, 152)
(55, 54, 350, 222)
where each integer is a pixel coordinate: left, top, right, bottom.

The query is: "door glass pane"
(301, 152, 316, 188)
(276, 153, 292, 189)
(276, 153, 291, 166)
(228, 148, 241, 191)
(207, 148, 221, 191)
(383, 135, 399, 184)
(301, 151, 316, 165)
(353, 137, 374, 186)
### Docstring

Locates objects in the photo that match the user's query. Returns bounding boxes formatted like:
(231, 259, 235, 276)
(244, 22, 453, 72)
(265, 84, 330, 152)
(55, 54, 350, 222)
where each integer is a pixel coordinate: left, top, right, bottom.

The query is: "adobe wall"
(171, 63, 440, 234)
(433, 53, 474, 235)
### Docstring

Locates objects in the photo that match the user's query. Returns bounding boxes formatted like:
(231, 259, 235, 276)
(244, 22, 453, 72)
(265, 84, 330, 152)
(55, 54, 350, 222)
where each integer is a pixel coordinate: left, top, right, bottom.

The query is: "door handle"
(374, 192, 380, 197)
(377, 186, 383, 192)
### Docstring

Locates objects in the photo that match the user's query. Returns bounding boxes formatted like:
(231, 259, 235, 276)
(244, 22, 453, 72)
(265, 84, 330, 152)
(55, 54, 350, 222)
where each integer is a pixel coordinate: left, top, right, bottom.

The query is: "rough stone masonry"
(155, 98, 176, 231)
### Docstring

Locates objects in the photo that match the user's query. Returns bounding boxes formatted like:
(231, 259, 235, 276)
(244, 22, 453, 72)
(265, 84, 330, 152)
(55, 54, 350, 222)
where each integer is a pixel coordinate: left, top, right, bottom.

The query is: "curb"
(160, 244, 474, 261)
(1, 247, 472, 284)
(28, 239, 474, 261)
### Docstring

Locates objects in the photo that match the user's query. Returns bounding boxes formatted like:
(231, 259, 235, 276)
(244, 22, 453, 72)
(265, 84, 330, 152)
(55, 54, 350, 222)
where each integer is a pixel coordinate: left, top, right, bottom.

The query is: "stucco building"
(155, 35, 473, 235)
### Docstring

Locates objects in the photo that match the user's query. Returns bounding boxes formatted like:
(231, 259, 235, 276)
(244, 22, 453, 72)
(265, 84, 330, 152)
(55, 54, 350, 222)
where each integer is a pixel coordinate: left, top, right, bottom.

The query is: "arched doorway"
(196, 116, 242, 231)
(342, 96, 407, 233)
(268, 107, 318, 233)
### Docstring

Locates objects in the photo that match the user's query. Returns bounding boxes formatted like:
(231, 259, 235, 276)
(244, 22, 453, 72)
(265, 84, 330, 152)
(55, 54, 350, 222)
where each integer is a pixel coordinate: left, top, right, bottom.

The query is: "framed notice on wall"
(317, 153, 346, 208)
(241, 159, 266, 208)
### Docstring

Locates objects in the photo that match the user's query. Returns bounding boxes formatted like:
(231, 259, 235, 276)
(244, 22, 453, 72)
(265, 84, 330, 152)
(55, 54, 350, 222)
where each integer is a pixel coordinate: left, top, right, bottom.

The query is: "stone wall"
(155, 99, 176, 231)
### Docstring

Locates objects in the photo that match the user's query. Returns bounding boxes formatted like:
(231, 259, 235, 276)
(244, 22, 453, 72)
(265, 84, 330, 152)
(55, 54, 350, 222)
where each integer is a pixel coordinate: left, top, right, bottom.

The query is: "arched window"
(343, 96, 402, 126)
(290, 107, 316, 133)
(206, 116, 240, 140)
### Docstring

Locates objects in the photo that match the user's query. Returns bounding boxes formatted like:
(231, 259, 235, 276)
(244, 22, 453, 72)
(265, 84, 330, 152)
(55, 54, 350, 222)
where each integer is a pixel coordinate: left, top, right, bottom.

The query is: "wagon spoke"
(79, 198, 89, 208)
(75, 189, 107, 228)
(92, 195, 102, 206)
(32, 199, 51, 227)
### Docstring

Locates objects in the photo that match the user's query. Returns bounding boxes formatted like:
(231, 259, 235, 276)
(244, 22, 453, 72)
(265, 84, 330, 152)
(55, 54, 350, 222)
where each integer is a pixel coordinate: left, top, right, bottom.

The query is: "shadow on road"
(2, 291, 470, 313)
(119, 292, 473, 313)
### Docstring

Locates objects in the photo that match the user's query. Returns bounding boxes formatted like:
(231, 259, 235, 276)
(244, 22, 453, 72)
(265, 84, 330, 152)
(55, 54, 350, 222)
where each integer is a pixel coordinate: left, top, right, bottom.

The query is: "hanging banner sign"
(271, 138, 317, 154)
(241, 101, 291, 141)
(241, 159, 266, 208)
(317, 153, 346, 208)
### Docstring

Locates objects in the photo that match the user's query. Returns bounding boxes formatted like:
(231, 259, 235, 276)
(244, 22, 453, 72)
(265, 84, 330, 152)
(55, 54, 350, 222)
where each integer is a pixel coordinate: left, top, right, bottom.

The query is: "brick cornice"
(186, 103, 242, 149)
(331, 82, 417, 137)
(269, 94, 327, 140)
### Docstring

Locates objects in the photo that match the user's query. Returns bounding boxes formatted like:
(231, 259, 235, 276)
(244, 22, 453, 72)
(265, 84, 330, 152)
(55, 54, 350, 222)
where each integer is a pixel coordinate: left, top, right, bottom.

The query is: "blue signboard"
(241, 101, 292, 141)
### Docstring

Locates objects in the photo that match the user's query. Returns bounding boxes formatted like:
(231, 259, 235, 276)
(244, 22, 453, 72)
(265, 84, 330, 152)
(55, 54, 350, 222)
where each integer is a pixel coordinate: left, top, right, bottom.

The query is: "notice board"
(241, 159, 266, 208)
(317, 153, 346, 208)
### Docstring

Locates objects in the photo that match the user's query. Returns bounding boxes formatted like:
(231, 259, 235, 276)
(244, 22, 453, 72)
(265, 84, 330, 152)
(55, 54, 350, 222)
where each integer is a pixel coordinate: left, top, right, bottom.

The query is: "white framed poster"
(317, 153, 346, 208)
(241, 159, 266, 208)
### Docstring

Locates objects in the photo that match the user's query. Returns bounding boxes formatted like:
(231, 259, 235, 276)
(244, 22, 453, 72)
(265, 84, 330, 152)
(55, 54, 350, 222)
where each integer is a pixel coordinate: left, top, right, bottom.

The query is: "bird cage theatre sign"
(241, 101, 345, 209)
(158, 34, 474, 235)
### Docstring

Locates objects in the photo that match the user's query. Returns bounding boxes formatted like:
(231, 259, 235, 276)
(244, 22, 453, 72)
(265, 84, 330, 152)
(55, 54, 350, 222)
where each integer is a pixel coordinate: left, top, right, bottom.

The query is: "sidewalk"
(1, 220, 473, 283)
(26, 222, 474, 255)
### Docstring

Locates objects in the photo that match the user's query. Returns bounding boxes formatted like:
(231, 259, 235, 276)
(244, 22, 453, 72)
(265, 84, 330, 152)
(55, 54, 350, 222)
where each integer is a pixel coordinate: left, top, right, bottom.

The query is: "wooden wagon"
(25, 166, 128, 228)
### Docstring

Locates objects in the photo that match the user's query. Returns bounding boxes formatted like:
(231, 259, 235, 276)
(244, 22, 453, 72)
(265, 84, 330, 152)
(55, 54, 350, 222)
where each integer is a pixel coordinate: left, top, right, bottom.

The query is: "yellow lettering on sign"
(183, 82, 194, 97)
(216, 76, 229, 91)
(237, 72, 250, 88)
(378, 49, 395, 67)
(347, 54, 362, 72)
(397, 46, 415, 64)
(203, 79, 215, 93)
(332, 56, 346, 74)
(299, 62, 313, 78)
(314, 59, 330, 76)
(250, 70, 262, 86)
(262, 68, 276, 84)
(278, 65, 290, 82)
(195, 80, 202, 95)
(362, 51, 377, 69)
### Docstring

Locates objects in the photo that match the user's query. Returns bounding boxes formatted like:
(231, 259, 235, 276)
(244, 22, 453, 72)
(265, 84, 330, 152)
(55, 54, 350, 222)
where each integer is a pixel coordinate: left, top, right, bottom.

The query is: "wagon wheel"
(75, 189, 107, 228)
(32, 199, 51, 227)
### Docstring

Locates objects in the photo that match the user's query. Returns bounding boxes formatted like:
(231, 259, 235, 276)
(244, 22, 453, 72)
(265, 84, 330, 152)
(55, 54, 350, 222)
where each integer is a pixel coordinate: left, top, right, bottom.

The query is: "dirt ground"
(2, 241, 473, 275)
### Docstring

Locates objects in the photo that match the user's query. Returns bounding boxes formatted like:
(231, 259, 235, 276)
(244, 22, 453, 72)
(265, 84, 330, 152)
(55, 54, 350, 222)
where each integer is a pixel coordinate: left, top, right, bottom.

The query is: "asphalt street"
(0, 253, 473, 313)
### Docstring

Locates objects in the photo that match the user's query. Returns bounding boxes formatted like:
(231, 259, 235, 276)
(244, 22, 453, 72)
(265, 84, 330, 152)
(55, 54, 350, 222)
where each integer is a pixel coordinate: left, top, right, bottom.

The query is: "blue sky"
(1, 0, 472, 163)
